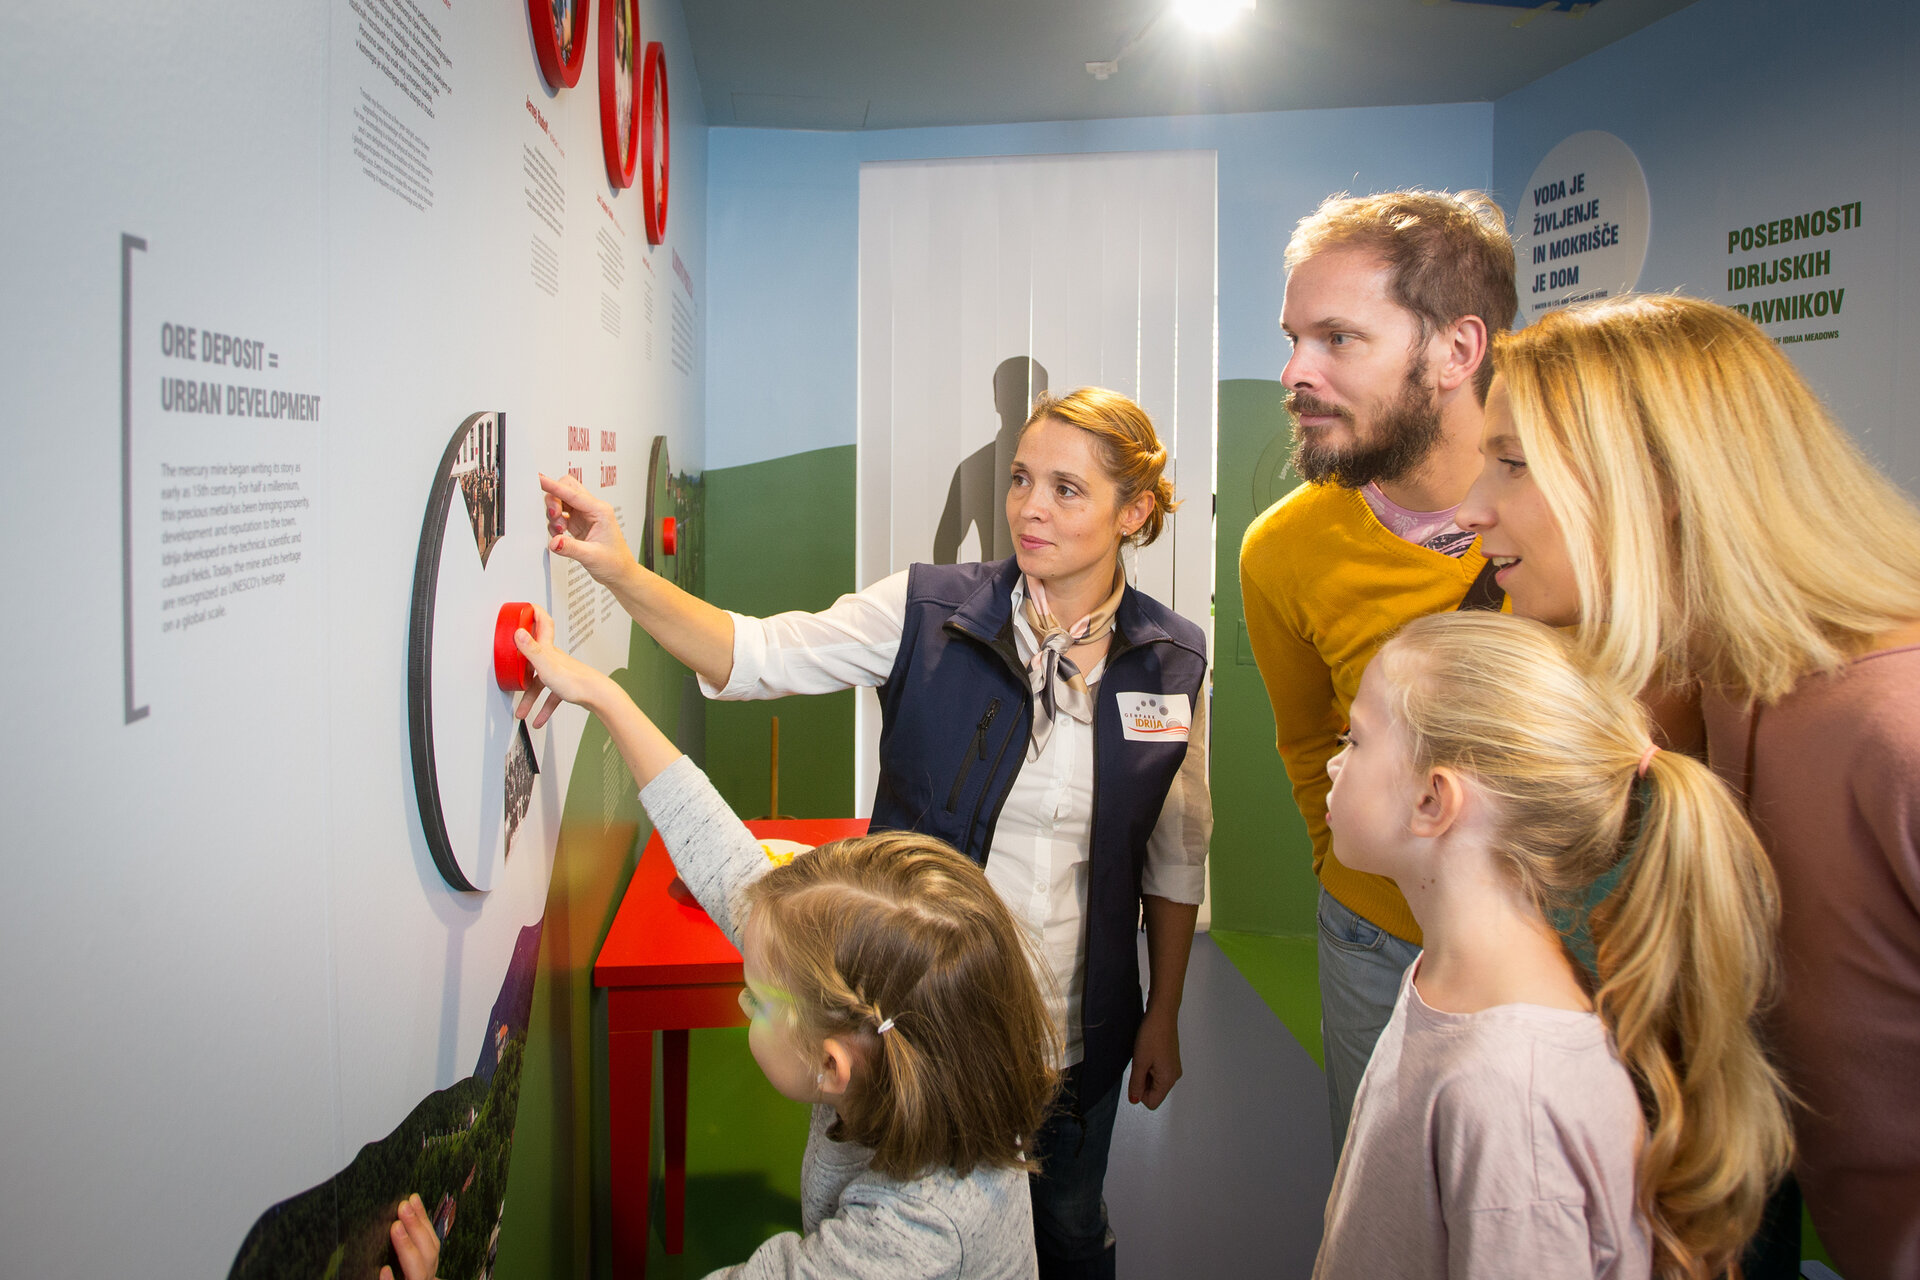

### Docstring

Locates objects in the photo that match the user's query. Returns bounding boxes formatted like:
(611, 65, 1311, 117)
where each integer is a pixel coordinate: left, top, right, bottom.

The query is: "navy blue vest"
(869, 558, 1209, 1099)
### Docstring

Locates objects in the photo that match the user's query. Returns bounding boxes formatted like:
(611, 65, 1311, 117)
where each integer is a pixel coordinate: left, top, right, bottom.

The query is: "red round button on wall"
(494, 602, 535, 691)
(660, 516, 677, 556)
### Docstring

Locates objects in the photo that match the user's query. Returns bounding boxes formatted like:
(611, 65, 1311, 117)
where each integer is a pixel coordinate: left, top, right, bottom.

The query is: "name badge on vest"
(1116, 692, 1191, 743)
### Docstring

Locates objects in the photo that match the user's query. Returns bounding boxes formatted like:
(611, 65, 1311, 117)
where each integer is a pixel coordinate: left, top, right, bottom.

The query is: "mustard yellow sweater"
(1238, 483, 1497, 945)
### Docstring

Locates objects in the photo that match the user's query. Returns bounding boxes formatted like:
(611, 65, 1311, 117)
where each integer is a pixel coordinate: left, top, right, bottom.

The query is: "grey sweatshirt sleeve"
(702, 1190, 965, 1280)
(636, 754, 771, 947)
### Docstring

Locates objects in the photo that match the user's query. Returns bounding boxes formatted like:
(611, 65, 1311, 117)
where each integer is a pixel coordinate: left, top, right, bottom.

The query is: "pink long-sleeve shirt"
(1704, 644, 1920, 1280)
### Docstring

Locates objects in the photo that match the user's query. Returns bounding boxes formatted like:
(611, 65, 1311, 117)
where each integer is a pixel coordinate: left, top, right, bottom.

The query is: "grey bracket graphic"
(122, 233, 149, 725)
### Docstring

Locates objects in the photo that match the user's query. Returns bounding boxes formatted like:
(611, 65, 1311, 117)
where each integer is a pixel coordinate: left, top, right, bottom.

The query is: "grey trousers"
(1316, 886, 1422, 1155)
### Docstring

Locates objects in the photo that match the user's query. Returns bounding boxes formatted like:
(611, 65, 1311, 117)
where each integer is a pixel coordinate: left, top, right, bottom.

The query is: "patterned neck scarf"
(1020, 567, 1127, 760)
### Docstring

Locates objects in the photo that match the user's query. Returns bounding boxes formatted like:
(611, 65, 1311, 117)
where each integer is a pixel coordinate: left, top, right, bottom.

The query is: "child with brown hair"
(513, 606, 1059, 1279)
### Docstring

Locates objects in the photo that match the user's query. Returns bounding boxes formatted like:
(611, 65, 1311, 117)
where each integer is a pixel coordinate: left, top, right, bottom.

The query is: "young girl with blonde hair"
(1462, 293, 1920, 1279)
(1315, 611, 1789, 1280)
(512, 607, 1059, 1279)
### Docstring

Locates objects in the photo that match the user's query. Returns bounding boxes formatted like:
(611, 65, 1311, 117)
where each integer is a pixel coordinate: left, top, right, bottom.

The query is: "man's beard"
(1288, 357, 1443, 489)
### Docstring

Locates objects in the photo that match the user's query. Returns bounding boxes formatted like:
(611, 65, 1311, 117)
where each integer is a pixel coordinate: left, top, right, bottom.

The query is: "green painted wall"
(700, 444, 860, 820)
(1209, 379, 1321, 937)
(1210, 931, 1322, 1067)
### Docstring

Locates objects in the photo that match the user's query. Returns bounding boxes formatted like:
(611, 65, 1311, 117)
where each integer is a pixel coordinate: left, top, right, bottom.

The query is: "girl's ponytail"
(1379, 612, 1793, 1280)
(1594, 750, 1792, 1279)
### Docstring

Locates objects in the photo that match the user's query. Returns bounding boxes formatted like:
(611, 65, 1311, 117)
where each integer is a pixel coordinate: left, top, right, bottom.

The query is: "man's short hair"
(1286, 190, 1517, 399)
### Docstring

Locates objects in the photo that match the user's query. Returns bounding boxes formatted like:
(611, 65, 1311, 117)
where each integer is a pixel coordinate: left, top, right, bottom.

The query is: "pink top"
(1315, 963, 1649, 1279)
(1360, 482, 1477, 558)
(1703, 645, 1920, 1280)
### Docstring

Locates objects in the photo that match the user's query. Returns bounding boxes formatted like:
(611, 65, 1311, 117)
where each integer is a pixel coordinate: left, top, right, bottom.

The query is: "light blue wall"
(706, 104, 1495, 469)
(1493, 0, 1920, 487)
(707, 131, 862, 472)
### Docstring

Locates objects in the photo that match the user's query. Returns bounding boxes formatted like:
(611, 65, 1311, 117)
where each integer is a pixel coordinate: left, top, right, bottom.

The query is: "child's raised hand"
(513, 604, 615, 727)
(380, 1193, 441, 1280)
(517, 604, 683, 791)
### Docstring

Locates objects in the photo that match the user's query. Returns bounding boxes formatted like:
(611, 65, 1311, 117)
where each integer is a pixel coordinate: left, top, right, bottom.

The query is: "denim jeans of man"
(1030, 1062, 1122, 1280)
(1318, 886, 1422, 1155)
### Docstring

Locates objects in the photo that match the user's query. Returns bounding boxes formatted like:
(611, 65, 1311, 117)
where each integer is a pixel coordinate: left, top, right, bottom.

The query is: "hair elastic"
(1636, 743, 1660, 778)
(874, 1016, 896, 1035)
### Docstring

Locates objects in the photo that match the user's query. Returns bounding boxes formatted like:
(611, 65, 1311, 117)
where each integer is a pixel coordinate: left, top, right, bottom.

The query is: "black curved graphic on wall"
(409, 411, 505, 893)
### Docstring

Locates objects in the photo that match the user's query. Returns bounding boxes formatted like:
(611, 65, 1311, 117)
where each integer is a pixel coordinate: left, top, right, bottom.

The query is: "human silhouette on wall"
(932, 356, 1048, 564)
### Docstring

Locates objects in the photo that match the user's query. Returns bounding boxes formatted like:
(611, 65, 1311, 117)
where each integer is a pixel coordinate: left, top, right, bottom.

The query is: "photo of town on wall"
(504, 722, 540, 859)
(614, 0, 635, 161)
(530, 0, 587, 89)
(227, 923, 544, 1280)
(453, 412, 505, 570)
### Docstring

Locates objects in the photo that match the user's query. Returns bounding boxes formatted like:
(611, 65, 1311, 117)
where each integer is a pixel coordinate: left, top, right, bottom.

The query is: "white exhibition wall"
(0, 1, 705, 1277)
(1494, 0, 1920, 490)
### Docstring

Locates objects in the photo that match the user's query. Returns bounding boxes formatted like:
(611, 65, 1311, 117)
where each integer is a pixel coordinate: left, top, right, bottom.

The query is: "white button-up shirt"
(701, 570, 1212, 1066)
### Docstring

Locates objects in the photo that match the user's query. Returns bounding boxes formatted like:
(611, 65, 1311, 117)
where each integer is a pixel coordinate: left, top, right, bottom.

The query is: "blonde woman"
(1459, 292, 1920, 1280)
(539, 388, 1211, 1280)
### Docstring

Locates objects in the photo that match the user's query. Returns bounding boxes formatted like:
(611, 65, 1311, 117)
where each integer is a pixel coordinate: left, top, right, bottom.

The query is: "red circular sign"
(641, 41, 670, 244)
(599, 0, 640, 189)
(530, 0, 590, 90)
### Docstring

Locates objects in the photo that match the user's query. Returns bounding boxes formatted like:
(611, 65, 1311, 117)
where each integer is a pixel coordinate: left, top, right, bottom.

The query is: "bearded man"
(1239, 190, 1517, 1150)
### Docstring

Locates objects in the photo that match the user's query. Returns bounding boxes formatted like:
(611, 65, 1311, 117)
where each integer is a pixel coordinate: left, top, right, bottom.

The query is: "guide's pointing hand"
(540, 471, 633, 586)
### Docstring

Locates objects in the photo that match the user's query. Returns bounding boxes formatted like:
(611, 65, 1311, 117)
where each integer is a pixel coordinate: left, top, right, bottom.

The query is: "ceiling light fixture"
(1087, 0, 1253, 80)
(1173, 0, 1254, 34)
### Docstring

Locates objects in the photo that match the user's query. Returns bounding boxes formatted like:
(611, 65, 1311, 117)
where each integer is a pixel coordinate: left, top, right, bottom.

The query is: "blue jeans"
(1030, 1063, 1122, 1280)
(1317, 887, 1421, 1155)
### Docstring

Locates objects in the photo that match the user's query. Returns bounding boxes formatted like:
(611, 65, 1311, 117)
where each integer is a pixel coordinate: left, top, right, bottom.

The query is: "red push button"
(661, 516, 678, 555)
(494, 602, 535, 691)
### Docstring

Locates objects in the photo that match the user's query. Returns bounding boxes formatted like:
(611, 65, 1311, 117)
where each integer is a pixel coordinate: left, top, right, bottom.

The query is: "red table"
(595, 817, 869, 1277)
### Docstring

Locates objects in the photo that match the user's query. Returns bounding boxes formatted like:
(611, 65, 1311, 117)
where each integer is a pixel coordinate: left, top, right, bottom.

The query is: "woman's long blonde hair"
(744, 832, 1060, 1180)
(1493, 292, 1920, 702)
(1378, 612, 1791, 1280)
